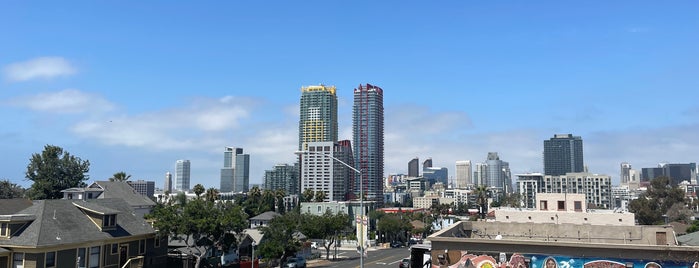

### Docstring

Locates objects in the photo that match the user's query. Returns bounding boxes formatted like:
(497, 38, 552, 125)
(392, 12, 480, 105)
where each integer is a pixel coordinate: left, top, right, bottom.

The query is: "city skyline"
(1, 2, 698, 189)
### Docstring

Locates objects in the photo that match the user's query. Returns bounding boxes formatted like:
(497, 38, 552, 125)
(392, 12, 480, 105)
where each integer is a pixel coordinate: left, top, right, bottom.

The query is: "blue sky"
(2, 1, 698, 189)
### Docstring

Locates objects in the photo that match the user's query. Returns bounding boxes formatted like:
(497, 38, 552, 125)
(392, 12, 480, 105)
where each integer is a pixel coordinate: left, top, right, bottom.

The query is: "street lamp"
(295, 150, 364, 268)
(251, 241, 256, 268)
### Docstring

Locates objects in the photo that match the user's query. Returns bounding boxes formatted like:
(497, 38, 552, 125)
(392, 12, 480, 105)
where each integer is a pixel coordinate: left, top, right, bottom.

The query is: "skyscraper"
(220, 147, 237, 192)
(299, 84, 338, 151)
(423, 158, 433, 169)
(128, 180, 155, 197)
(234, 148, 250, 193)
(408, 157, 419, 177)
(353, 84, 384, 206)
(175, 160, 191, 192)
(264, 163, 299, 195)
(164, 171, 172, 193)
(485, 152, 511, 192)
(455, 160, 472, 189)
(543, 134, 584, 176)
(620, 162, 632, 184)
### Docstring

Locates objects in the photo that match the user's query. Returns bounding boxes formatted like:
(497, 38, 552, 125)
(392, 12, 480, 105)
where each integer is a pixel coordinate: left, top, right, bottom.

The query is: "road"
(309, 247, 411, 268)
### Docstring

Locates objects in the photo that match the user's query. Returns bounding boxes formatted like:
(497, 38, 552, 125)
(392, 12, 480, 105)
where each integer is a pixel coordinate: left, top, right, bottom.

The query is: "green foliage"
(259, 211, 302, 264)
(314, 191, 326, 202)
(302, 188, 314, 202)
(26, 145, 90, 200)
(193, 184, 205, 198)
(377, 213, 413, 243)
(147, 198, 248, 266)
(109, 171, 131, 182)
(686, 220, 699, 233)
(205, 188, 219, 202)
(243, 186, 272, 217)
(0, 179, 26, 199)
(298, 211, 350, 260)
(628, 176, 687, 225)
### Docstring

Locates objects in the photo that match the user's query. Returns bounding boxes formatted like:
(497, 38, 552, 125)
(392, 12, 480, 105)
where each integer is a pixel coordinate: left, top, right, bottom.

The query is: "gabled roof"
(250, 211, 280, 221)
(0, 198, 155, 248)
(93, 181, 155, 207)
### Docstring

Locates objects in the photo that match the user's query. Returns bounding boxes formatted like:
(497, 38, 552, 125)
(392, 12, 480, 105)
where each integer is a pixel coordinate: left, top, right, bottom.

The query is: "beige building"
(493, 193, 635, 226)
(413, 196, 455, 209)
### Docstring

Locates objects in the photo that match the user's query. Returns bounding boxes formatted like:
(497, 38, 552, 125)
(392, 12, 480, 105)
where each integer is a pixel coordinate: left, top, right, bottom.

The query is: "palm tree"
(302, 188, 314, 202)
(275, 189, 286, 213)
(474, 185, 489, 219)
(109, 171, 131, 182)
(314, 190, 326, 202)
(193, 184, 205, 198)
(205, 188, 220, 202)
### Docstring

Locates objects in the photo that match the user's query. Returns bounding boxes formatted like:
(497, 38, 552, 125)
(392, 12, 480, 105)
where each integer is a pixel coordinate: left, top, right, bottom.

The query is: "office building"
(455, 160, 472, 189)
(543, 172, 612, 209)
(164, 171, 172, 193)
(473, 162, 487, 186)
(641, 163, 697, 186)
(485, 152, 511, 192)
(264, 163, 299, 195)
(299, 141, 354, 202)
(299, 84, 338, 151)
(233, 148, 250, 193)
(620, 162, 632, 184)
(353, 84, 384, 206)
(408, 157, 419, 177)
(220, 147, 240, 192)
(175, 159, 190, 192)
(423, 167, 448, 186)
(423, 158, 433, 169)
(128, 180, 155, 197)
(544, 134, 584, 176)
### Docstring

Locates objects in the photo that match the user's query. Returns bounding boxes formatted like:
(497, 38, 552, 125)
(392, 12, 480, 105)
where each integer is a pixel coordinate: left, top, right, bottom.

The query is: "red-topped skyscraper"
(353, 84, 384, 207)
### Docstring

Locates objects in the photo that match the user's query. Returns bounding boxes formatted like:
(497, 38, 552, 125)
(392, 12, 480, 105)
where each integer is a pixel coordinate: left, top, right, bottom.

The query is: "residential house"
(62, 181, 156, 219)
(0, 198, 167, 268)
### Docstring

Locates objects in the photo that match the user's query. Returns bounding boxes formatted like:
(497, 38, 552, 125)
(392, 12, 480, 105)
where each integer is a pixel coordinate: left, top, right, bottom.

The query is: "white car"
(311, 242, 318, 250)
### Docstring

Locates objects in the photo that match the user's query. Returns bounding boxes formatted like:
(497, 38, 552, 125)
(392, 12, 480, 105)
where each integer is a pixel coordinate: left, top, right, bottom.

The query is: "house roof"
(245, 228, 263, 244)
(677, 231, 699, 246)
(0, 198, 155, 248)
(93, 181, 156, 207)
(250, 211, 280, 221)
(0, 199, 33, 215)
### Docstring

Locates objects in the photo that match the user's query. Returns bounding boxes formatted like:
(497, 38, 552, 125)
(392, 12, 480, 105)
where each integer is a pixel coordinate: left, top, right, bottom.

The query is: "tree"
(0, 179, 25, 199)
(302, 188, 314, 202)
(259, 211, 302, 265)
(205, 188, 220, 203)
(629, 176, 686, 225)
(147, 198, 248, 268)
(299, 211, 350, 260)
(377, 213, 413, 244)
(109, 171, 131, 182)
(275, 189, 286, 213)
(26, 145, 90, 200)
(474, 185, 489, 219)
(314, 190, 327, 202)
(193, 184, 205, 198)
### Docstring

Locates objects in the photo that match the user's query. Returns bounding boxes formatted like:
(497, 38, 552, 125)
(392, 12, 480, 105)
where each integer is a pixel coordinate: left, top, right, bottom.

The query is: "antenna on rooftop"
(53, 209, 57, 220)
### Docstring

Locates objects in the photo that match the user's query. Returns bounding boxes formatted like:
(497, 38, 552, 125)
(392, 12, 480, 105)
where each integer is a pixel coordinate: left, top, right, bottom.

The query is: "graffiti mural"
(429, 251, 695, 268)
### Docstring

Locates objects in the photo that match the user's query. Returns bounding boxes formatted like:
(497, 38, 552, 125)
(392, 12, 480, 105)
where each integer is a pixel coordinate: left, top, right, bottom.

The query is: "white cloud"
(9, 89, 114, 114)
(71, 96, 255, 150)
(3, 57, 76, 82)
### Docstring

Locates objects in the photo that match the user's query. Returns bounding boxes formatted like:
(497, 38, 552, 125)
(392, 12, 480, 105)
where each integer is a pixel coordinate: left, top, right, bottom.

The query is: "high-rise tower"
(234, 148, 250, 193)
(544, 134, 584, 176)
(353, 84, 384, 206)
(408, 157, 419, 177)
(175, 159, 191, 192)
(455, 160, 472, 188)
(299, 85, 338, 151)
(164, 172, 172, 193)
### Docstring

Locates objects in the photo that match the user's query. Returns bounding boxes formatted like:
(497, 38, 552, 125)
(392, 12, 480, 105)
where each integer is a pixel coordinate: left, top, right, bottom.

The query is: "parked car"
(285, 256, 307, 268)
(399, 258, 411, 268)
(391, 241, 403, 248)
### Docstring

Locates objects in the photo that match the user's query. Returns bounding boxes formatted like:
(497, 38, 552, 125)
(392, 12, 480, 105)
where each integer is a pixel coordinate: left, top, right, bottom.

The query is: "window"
(78, 248, 87, 268)
(574, 201, 582, 211)
(139, 239, 146, 254)
(317, 206, 321, 213)
(539, 201, 548, 210)
(46, 251, 56, 268)
(155, 236, 161, 248)
(13, 252, 23, 268)
(111, 244, 118, 255)
(1, 222, 8, 237)
(103, 214, 117, 228)
(557, 201, 565, 210)
(89, 246, 100, 268)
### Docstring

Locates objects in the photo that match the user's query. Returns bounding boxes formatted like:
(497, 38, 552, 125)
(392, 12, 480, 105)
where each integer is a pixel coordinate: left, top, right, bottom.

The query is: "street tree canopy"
(25, 145, 90, 200)
(0, 179, 26, 199)
(299, 211, 350, 260)
(629, 176, 687, 225)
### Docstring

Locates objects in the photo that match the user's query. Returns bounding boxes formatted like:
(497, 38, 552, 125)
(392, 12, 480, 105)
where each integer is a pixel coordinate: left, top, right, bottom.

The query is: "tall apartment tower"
(299, 85, 338, 151)
(353, 84, 384, 206)
(455, 160, 472, 189)
(408, 157, 419, 177)
(164, 172, 172, 193)
(473, 163, 487, 186)
(264, 163, 299, 195)
(175, 160, 191, 192)
(220, 147, 237, 192)
(299, 141, 354, 201)
(544, 134, 584, 176)
(620, 162, 632, 184)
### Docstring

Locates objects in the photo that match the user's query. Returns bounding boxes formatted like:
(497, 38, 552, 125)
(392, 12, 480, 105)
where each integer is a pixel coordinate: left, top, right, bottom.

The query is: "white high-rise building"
(455, 160, 472, 189)
(299, 141, 353, 202)
(175, 160, 191, 192)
